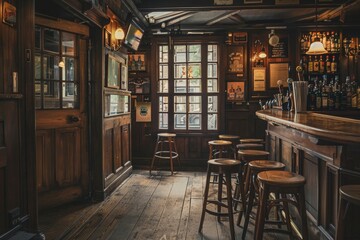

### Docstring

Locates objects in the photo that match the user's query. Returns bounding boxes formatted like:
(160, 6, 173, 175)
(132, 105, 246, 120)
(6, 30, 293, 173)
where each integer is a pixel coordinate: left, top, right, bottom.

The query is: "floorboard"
(39, 170, 292, 240)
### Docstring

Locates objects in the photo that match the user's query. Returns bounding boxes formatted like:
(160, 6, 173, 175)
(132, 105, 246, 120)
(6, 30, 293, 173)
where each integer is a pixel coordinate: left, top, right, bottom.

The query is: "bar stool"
(150, 133, 179, 175)
(242, 160, 286, 239)
(199, 158, 241, 240)
(255, 170, 308, 240)
(219, 134, 240, 158)
(208, 140, 233, 159)
(234, 150, 270, 223)
(335, 185, 360, 240)
(236, 143, 264, 151)
(240, 138, 265, 144)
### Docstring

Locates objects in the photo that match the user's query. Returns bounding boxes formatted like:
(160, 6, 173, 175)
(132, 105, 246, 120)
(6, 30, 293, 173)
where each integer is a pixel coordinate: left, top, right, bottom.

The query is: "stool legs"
(298, 188, 309, 240)
(254, 184, 270, 240)
(199, 168, 212, 233)
(150, 136, 160, 175)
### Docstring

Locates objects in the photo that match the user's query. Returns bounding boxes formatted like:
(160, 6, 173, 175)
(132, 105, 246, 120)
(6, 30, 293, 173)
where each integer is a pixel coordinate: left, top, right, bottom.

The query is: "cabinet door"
(121, 124, 130, 165)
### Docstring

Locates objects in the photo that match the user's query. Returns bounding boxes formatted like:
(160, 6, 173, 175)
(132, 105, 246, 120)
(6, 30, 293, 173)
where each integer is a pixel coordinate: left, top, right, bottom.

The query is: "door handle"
(68, 115, 80, 123)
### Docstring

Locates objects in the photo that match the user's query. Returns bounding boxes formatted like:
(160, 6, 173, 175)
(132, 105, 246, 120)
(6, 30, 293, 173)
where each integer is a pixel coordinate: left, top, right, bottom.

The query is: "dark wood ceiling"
(131, 0, 360, 34)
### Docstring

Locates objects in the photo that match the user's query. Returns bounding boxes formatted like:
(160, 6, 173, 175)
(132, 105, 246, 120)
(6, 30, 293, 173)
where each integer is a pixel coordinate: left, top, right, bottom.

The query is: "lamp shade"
(306, 38, 328, 55)
(258, 47, 267, 58)
(114, 28, 125, 40)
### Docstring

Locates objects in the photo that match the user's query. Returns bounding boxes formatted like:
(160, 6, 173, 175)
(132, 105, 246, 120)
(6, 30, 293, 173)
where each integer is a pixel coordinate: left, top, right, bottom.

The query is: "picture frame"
(128, 53, 146, 71)
(228, 46, 244, 75)
(269, 36, 289, 58)
(106, 54, 121, 89)
(104, 29, 111, 49)
(2, 1, 16, 27)
(269, 62, 289, 88)
(233, 32, 247, 44)
(136, 102, 152, 122)
(227, 81, 245, 101)
(253, 67, 266, 91)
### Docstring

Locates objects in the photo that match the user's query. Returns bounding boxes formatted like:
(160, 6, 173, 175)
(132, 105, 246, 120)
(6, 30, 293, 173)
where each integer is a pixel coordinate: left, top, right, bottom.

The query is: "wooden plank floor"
(39, 170, 290, 240)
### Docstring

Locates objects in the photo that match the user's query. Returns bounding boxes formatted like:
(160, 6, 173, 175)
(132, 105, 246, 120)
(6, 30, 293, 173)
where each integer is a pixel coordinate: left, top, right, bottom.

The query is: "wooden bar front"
(256, 109, 360, 239)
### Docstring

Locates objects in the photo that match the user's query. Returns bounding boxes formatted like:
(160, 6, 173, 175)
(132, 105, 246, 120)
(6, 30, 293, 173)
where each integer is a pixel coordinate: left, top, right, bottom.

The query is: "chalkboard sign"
(269, 37, 288, 58)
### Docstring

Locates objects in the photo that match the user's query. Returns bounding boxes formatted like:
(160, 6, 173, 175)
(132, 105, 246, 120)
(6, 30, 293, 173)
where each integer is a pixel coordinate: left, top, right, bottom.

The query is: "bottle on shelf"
(322, 32, 327, 50)
(301, 56, 308, 73)
(331, 55, 337, 73)
(316, 79, 322, 110)
(334, 80, 342, 110)
(319, 55, 325, 73)
(325, 55, 331, 74)
(307, 84, 316, 111)
(321, 81, 328, 110)
(328, 80, 335, 110)
(313, 55, 319, 73)
(330, 31, 335, 52)
(326, 32, 331, 51)
(308, 56, 314, 73)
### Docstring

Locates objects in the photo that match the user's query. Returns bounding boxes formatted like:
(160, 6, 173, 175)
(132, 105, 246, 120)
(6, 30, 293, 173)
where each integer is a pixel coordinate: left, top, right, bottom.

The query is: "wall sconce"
(112, 27, 125, 51)
(254, 39, 267, 59)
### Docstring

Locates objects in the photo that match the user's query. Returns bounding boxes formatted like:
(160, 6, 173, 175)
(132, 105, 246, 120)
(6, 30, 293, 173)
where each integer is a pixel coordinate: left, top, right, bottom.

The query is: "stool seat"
(240, 138, 264, 144)
(339, 185, 360, 205)
(249, 160, 285, 171)
(208, 158, 241, 167)
(158, 133, 176, 138)
(209, 140, 232, 146)
(236, 143, 264, 150)
(238, 149, 270, 157)
(219, 134, 240, 140)
(258, 170, 306, 186)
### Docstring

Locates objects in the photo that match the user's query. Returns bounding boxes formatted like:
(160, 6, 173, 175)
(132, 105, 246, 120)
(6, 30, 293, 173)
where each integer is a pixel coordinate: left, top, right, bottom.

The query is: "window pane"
(207, 63, 217, 78)
(159, 64, 168, 79)
(188, 45, 201, 62)
(174, 64, 187, 79)
(35, 55, 41, 79)
(159, 113, 168, 129)
(207, 79, 218, 93)
(189, 79, 201, 93)
(208, 114, 218, 130)
(174, 45, 186, 62)
(174, 96, 186, 113)
(43, 55, 60, 80)
(189, 114, 201, 130)
(43, 81, 60, 109)
(62, 83, 78, 108)
(207, 45, 218, 62)
(35, 26, 41, 50)
(62, 32, 76, 56)
(44, 28, 59, 53)
(174, 80, 186, 93)
(61, 57, 76, 81)
(189, 96, 201, 113)
(188, 64, 201, 78)
(159, 45, 168, 63)
(174, 114, 186, 129)
(35, 81, 41, 109)
(158, 80, 168, 93)
(208, 96, 218, 113)
(159, 96, 168, 112)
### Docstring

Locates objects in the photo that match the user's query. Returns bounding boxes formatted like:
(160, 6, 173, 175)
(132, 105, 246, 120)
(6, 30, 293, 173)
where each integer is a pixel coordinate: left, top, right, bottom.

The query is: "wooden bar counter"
(256, 109, 360, 240)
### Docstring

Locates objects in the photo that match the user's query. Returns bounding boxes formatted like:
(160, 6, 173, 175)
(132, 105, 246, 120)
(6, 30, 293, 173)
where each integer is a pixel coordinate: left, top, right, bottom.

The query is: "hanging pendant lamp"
(306, 0, 328, 55)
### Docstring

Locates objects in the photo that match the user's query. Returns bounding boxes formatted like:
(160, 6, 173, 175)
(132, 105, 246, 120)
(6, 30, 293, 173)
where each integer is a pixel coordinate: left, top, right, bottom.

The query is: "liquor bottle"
(345, 76, 353, 108)
(322, 32, 327, 50)
(308, 56, 313, 73)
(330, 31, 335, 52)
(334, 32, 339, 52)
(326, 32, 331, 51)
(319, 55, 325, 73)
(300, 35, 306, 52)
(334, 80, 341, 110)
(325, 55, 331, 74)
(301, 56, 308, 73)
(308, 84, 316, 110)
(321, 81, 328, 110)
(341, 82, 347, 110)
(328, 82, 335, 110)
(331, 55, 337, 73)
(315, 81, 322, 110)
(313, 55, 319, 72)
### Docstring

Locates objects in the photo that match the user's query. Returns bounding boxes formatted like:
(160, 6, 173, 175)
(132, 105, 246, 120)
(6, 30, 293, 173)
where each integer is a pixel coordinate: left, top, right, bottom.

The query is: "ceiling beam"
(229, 14, 246, 24)
(317, 0, 360, 21)
(206, 10, 241, 25)
(166, 12, 196, 26)
(155, 11, 190, 24)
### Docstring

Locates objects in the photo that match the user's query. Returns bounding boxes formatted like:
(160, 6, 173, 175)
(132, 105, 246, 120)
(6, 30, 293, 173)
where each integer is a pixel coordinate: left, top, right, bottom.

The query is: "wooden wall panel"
(280, 140, 292, 171)
(55, 128, 81, 187)
(104, 128, 113, 180)
(0, 169, 4, 233)
(303, 152, 319, 221)
(114, 126, 122, 172)
(36, 130, 54, 192)
(121, 125, 130, 166)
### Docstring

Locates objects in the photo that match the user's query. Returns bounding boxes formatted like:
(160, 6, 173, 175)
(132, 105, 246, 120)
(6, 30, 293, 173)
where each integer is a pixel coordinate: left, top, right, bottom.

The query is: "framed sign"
(106, 54, 121, 89)
(269, 62, 289, 88)
(136, 102, 151, 122)
(253, 67, 266, 91)
(228, 46, 244, 74)
(129, 53, 146, 71)
(227, 82, 245, 101)
(269, 37, 289, 58)
(233, 32, 247, 44)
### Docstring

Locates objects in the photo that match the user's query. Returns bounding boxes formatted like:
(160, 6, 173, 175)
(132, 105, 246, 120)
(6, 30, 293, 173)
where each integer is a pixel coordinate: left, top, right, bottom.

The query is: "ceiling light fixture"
(306, 0, 328, 55)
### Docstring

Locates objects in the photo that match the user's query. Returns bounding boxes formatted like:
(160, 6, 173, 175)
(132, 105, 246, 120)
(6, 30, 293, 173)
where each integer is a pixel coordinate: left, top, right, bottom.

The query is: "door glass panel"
(158, 80, 168, 93)
(174, 80, 186, 93)
(35, 26, 41, 50)
(188, 64, 201, 78)
(159, 45, 168, 63)
(208, 45, 218, 62)
(35, 55, 41, 79)
(159, 96, 168, 112)
(174, 64, 187, 79)
(62, 32, 76, 56)
(207, 63, 217, 78)
(159, 113, 168, 129)
(174, 45, 186, 62)
(189, 96, 201, 113)
(208, 96, 218, 113)
(208, 114, 218, 130)
(44, 28, 59, 53)
(62, 83, 78, 108)
(43, 81, 60, 109)
(174, 96, 186, 112)
(159, 64, 168, 79)
(207, 79, 218, 93)
(43, 55, 60, 80)
(174, 114, 186, 129)
(35, 80, 41, 109)
(189, 114, 201, 130)
(62, 57, 76, 81)
(189, 79, 201, 93)
(188, 45, 201, 62)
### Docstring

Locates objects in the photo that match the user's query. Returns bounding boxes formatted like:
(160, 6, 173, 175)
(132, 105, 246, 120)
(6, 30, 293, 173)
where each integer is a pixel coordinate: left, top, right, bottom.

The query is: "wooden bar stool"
(234, 149, 270, 223)
(241, 160, 286, 239)
(255, 170, 308, 240)
(219, 134, 240, 159)
(335, 185, 360, 240)
(236, 143, 264, 151)
(150, 133, 179, 175)
(199, 158, 241, 240)
(239, 138, 265, 144)
(208, 140, 233, 159)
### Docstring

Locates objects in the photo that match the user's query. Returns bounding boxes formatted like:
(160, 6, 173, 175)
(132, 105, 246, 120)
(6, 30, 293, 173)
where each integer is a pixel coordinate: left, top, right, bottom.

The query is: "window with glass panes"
(34, 26, 79, 109)
(157, 44, 219, 131)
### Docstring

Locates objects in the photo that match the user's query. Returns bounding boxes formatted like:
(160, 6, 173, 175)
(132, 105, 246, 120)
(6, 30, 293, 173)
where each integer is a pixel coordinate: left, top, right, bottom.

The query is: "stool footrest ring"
(154, 151, 179, 159)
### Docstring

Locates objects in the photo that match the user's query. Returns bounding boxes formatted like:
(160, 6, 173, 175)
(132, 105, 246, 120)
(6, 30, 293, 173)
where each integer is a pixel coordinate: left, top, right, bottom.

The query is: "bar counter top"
(256, 109, 360, 144)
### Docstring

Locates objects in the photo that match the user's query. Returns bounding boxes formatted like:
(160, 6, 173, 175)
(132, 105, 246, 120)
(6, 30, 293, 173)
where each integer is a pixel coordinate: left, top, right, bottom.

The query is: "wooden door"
(35, 19, 89, 210)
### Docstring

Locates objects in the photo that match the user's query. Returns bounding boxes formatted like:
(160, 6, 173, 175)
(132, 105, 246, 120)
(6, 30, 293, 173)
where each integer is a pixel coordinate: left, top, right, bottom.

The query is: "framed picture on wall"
(106, 54, 121, 89)
(227, 81, 245, 101)
(128, 53, 146, 71)
(228, 46, 244, 75)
